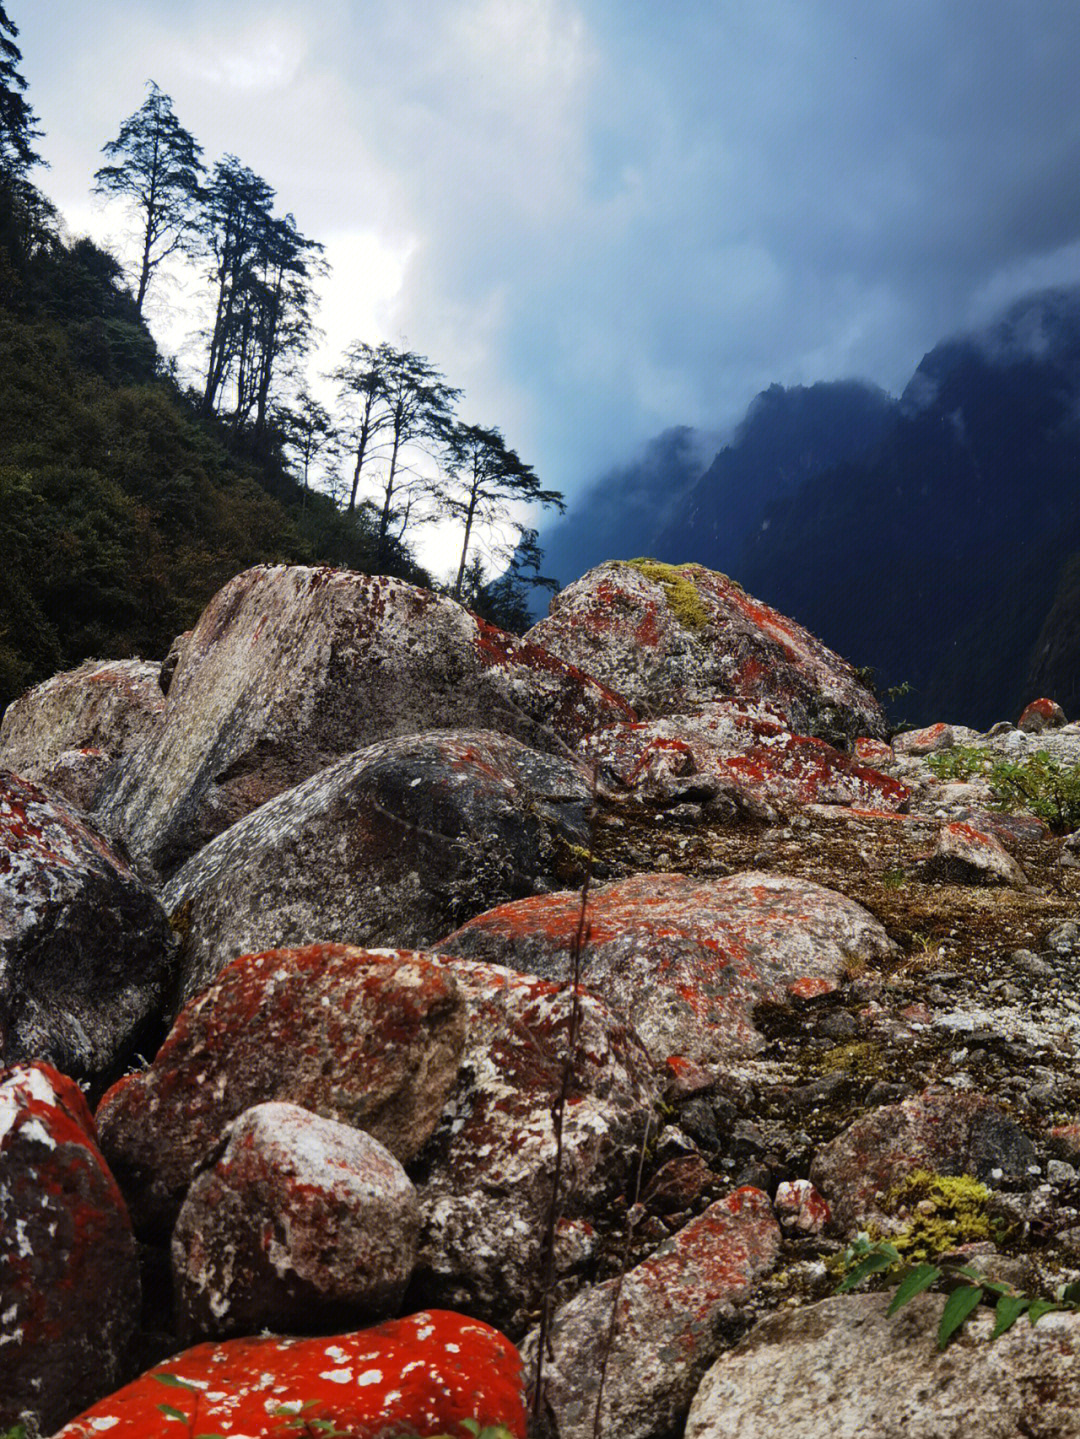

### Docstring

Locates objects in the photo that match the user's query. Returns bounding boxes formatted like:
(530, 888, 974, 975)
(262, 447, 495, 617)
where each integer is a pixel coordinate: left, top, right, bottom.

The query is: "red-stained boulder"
(411, 957, 659, 1336)
(892, 722, 957, 756)
(854, 736, 894, 766)
(0, 659, 164, 811)
(96, 945, 466, 1238)
(582, 701, 910, 813)
(1018, 697, 1067, 733)
(0, 772, 177, 1085)
(521, 1187, 781, 1439)
(439, 872, 898, 1066)
(54, 1310, 528, 1439)
(923, 820, 1030, 887)
(774, 1179, 831, 1234)
(96, 565, 633, 878)
(162, 729, 595, 1007)
(810, 1088, 1037, 1232)
(526, 560, 885, 744)
(172, 1102, 419, 1342)
(0, 1062, 140, 1434)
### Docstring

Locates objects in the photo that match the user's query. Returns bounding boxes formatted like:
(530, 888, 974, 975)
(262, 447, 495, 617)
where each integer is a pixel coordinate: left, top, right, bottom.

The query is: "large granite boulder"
(0, 771, 177, 1085)
(0, 658, 164, 811)
(96, 944, 465, 1238)
(163, 728, 594, 1006)
(96, 565, 633, 878)
(411, 957, 660, 1336)
(440, 872, 898, 1066)
(526, 560, 885, 744)
(54, 1311, 528, 1439)
(0, 1062, 140, 1434)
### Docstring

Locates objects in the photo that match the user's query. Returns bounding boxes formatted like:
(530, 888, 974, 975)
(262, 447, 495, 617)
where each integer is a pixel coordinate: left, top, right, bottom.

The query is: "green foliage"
(927, 745, 1080, 832)
(926, 745, 994, 782)
(620, 558, 712, 631)
(0, 1426, 27, 1439)
(837, 1234, 1080, 1350)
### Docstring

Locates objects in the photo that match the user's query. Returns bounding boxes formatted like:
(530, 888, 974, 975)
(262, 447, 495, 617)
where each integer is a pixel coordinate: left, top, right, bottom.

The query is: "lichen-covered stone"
(923, 820, 1030, 887)
(0, 771, 177, 1084)
(893, 722, 956, 755)
(526, 560, 885, 743)
(96, 945, 465, 1238)
(96, 565, 632, 878)
(0, 1062, 140, 1433)
(439, 872, 898, 1066)
(686, 1292, 1080, 1439)
(1018, 697, 1067, 733)
(54, 1310, 528, 1439)
(522, 1187, 781, 1439)
(412, 957, 659, 1335)
(810, 1087, 1037, 1232)
(163, 728, 594, 1006)
(582, 701, 909, 813)
(172, 1102, 419, 1342)
(0, 659, 164, 811)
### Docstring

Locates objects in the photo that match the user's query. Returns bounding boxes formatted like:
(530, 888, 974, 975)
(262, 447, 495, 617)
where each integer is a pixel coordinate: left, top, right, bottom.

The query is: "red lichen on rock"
(55, 1310, 527, 1439)
(1018, 697, 1067, 733)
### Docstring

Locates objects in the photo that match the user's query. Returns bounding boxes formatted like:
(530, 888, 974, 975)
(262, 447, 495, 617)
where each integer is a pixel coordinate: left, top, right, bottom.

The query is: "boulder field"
(2, 559, 1080, 1437)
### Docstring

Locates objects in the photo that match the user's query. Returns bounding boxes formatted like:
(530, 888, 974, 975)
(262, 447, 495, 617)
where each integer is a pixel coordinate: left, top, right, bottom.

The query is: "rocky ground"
(3, 559, 1080, 1438)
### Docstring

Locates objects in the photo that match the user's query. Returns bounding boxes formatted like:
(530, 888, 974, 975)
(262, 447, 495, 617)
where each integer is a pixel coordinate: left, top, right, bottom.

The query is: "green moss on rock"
(616, 558, 714, 632)
(879, 1169, 994, 1259)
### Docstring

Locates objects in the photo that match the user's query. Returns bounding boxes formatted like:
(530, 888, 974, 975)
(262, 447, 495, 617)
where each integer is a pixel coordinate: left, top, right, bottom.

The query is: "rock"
(854, 736, 894, 766)
(163, 729, 594, 1006)
(893, 722, 956, 755)
(685, 1292, 1080, 1439)
(526, 561, 886, 744)
(0, 659, 164, 810)
(97, 565, 632, 878)
(522, 1187, 781, 1439)
(411, 957, 659, 1336)
(439, 872, 898, 1066)
(96, 945, 465, 1238)
(581, 702, 910, 813)
(0, 771, 177, 1085)
(157, 629, 191, 694)
(810, 1088, 1037, 1231)
(1018, 697, 1067, 733)
(923, 820, 1030, 887)
(774, 1179, 831, 1234)
(0, 1062, 140, 1434)
(54, 1310, 528, 1439)
(172, 1102, 419, 1342)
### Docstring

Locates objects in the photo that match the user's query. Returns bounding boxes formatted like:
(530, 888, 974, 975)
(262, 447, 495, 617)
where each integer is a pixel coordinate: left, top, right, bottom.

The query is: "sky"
(15, 1, 1080, 569)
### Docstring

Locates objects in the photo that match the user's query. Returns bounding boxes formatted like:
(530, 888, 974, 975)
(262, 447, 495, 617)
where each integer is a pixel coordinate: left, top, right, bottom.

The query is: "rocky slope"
(3, 560, 1080, 1438)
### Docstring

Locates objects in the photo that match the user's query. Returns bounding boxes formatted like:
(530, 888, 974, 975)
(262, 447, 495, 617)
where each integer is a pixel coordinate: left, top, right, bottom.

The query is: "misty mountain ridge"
(536, 284, 1080, 729)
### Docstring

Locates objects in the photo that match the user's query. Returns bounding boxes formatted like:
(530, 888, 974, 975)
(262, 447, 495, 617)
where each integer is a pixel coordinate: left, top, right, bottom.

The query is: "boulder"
(582, 701, 909, 813)
(411, 957, 659, 1336)
(1018, 697, 1067, 733)
(96, 945, 465, 1238)
(96, 565, 633, 878)
(893, 722, 956, 756)
(54, 1310, 528, 1439)
(0, 771, 177, 1085)
(522, 1187, 781, 1439)
(0, 1062, 140, 1434)
(439, 872, 898, 1066)
(923, 820, 1030, 887)
(0, 658, 164, 810)
(163, 728, 594, 1006)
(526, 560, 885, 744)
(810, 1088, 1037, 1232)
(686, 1292, 1080, 1439)
(172, 1102, 419, 1342)
(774, 1178, 831, 1234)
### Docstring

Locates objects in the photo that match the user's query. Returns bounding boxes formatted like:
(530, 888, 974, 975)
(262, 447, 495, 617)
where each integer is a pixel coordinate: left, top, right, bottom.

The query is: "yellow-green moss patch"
(879, 1169, 994, 1259)
(617, 558, 713, 631)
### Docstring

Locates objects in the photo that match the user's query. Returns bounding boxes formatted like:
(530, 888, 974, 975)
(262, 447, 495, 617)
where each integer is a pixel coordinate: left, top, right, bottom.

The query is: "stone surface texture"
(0, 658, 164, 810)
(0, 771, 176, 1083)
(411, 956, 659, 1335)
(96, 945, 465, 1238)
(163, 728, 594, 1005)
(97, 565, 633, 878)
(0, 1062, 140, 1434)
(685, 1292, 1080, 1439)
(526, 560, 885, 743)
(172, 1101, 419, 1342)
(440, 871, 897, 1065)
(522, 1186, 781, 1439)
(54, 1310, 528, 1439)
(1018, 697, 1067, 733)
(924, 820, 1030, 887)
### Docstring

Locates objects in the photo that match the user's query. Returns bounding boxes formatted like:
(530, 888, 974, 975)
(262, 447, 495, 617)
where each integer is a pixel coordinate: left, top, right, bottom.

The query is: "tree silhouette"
(0, 2, 41, 180)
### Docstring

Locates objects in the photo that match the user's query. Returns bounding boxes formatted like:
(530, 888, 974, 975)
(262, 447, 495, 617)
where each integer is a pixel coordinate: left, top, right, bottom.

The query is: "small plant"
(1, 1426, 27, 1439)
(985, 751, 1080, 833)
(926, 746, 993, 783)
(878, 1170, 995, 1259)
(881, 867, 907, 891)
(837, 1235, 1080, 1349)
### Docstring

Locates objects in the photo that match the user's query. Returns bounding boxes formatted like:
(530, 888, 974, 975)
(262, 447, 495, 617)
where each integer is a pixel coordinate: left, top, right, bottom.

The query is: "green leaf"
(157, 1405, 190, 1423)
(991, 1293, 1029, 1339)
(887, 1263, 941, 1315)
(837, 1243, 900, 1292)
(1027, 1299, 1061, 1326)
(459, 1424, 480, 1437)
(1061, 1279, 1080, 1304)
(937, 1284, 984, 1348)
(155, 1373, 199, 1390)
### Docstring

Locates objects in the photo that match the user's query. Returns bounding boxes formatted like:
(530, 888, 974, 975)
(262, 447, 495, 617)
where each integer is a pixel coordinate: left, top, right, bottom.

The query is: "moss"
(617, 558, 714, 632)
(879, 1169, 994, 1260)
(819, 1040, 885, 1078)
